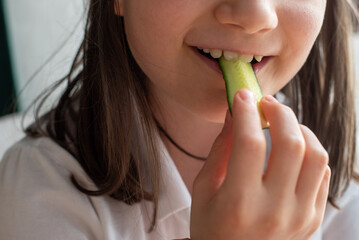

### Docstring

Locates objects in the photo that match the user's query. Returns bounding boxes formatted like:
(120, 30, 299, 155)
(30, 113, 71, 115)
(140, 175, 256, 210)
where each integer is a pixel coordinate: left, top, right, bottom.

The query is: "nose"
(214, 0, 278, 34)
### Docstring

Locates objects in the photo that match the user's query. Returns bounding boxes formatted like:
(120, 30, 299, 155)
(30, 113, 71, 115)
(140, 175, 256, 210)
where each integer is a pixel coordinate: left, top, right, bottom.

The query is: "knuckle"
(306, 211, 323, 236)
(263, 213, 287, 235)
(291, 209, 313, 233)
(237, 134, 266, 152)
(282, 104, 294, 114)
(311, 148, 329, 170)
(317, 153, 329, 170)
(277, 104, 296, 118)
(219, 198, 250, 228)
(324, 165, 332, 180)
(316, 148, 329, 166)
(284, 134, 305, 153)
(312, 215, 323, 231)
(299, 124, 311, 133)
(292, 208, 322, 237)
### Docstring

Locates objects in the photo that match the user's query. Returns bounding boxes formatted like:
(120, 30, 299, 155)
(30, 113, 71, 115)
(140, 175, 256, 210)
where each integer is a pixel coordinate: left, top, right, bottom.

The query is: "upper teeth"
(199, 48, 264, 63)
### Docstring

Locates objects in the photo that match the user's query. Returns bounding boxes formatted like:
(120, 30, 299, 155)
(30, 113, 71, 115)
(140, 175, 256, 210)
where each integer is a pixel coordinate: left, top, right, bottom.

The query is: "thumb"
(193, 110, 233, 202)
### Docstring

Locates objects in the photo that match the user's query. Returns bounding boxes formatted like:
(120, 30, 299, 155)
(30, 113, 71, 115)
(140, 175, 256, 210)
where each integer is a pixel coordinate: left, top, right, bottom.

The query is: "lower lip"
(192, 47, 270, 75)
(191, 47, 222, 74)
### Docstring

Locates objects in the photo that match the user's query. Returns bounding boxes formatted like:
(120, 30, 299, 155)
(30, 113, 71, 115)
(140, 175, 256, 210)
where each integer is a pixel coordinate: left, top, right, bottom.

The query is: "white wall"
(3, 0, 85, 111)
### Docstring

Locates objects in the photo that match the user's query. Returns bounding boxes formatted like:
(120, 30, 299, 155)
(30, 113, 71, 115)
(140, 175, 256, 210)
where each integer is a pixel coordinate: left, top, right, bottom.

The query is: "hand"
(190, 89, 331, 240)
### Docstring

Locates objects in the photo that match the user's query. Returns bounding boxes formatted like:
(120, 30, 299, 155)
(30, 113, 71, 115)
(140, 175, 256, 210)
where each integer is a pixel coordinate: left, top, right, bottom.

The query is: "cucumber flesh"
(219, 56, 269, 129)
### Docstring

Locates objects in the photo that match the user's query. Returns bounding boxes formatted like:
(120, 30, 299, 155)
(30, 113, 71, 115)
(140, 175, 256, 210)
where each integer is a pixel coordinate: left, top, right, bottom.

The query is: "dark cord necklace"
(155, 120, 207, 161)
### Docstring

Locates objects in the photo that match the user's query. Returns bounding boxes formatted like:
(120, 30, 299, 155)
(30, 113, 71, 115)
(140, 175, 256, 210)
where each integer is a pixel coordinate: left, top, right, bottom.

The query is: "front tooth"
(255, 55, 263, 62)
(209, 49, 223, 59)
(238, 54, 254, 63)
(223, 51, 239, 61)
(203, 49, 210, 53)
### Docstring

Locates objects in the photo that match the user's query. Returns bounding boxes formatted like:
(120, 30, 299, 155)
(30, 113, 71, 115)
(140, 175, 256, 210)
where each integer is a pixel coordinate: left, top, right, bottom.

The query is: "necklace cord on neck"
(154, 119, 207, 161)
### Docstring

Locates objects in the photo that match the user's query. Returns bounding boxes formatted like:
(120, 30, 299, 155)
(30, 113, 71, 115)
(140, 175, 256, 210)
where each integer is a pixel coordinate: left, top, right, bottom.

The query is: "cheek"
(123, 0, 195, 69)
(290, 5, 324, 69)
(265, 2, 325, 94)
(124, 7, 168, 68)
(286, 1, 325, 54)
(288, 5, 324, 48)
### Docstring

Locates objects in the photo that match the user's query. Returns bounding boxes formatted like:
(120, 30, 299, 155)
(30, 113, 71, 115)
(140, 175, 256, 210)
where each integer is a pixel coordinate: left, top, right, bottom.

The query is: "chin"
(196, 101, 228, 124)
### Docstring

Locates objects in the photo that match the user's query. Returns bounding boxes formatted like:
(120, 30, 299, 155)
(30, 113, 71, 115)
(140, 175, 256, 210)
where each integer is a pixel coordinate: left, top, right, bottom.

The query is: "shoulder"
(0, 136, 91, 186)
(2, 136, 70, 163)
(321, 180, 359, 239)
(0, 137, 104, 239)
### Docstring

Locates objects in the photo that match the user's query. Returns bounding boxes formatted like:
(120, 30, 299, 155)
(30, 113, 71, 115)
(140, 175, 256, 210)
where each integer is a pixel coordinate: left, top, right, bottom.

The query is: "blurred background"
(0, 0, 358, 156)
(0, 0, 84, 114)
(0, 0, 84, 155)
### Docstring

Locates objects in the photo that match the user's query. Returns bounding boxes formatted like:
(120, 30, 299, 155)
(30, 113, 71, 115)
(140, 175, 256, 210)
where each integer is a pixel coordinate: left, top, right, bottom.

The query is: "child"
(1, 0, 359, 239)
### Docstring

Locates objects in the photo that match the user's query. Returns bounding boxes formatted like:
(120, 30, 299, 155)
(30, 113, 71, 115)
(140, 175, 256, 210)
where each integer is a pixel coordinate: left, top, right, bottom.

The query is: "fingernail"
(238, 89, 254, 103)
(262, 95, 278, 103)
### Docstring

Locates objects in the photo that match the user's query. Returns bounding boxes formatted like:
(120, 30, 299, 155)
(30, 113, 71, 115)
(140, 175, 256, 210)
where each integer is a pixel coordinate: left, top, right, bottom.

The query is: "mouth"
(193, 47, 270, 74)
(197, 48, 264, 64)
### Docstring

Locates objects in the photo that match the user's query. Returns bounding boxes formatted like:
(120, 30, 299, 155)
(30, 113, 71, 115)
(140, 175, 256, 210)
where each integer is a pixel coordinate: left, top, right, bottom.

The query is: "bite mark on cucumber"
(218, 56, 269, 129)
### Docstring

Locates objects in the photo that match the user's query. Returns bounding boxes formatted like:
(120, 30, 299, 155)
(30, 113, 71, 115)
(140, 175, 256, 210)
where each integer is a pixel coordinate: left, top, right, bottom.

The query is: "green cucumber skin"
(219, 56, 268, 129)
(219, 56, 263, 114)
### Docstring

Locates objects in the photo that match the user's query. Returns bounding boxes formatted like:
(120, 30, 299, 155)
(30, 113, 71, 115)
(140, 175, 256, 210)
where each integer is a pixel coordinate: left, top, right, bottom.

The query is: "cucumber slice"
(219, 56, 269, 128)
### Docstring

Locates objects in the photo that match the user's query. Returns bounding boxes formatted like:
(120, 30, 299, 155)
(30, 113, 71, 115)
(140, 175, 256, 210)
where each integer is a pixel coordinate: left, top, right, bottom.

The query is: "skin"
(117, 0, 330, 239)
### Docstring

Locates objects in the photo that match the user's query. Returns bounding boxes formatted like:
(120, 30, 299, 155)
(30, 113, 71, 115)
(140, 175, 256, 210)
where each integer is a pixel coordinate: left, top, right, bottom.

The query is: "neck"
(153, 102, 223, 160)
(150, 94, 224, 194)
(156, 120, 207, 161)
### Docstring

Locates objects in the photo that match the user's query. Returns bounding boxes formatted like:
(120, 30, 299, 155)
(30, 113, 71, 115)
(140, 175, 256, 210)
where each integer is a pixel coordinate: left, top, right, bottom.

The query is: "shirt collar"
(156, 138, 191, 222)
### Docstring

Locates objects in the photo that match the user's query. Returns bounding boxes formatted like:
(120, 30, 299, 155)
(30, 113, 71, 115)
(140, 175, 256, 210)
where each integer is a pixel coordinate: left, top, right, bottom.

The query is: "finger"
(261, 95, 305, 193)
(295, 125, 329, 207)
(315, 165, 331, 212)
(301, 166, 330, 239)
(222, 89, 266, 192)
(193, 110, 233, 203)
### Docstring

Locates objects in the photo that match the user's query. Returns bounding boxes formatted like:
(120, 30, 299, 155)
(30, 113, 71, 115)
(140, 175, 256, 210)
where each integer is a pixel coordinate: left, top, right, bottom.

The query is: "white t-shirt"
(0, 137, 359, 240)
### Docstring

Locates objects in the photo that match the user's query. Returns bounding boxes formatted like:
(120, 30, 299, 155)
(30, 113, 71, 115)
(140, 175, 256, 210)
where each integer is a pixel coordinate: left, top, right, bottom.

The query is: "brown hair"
(282, 0, 359, 205)
(27, 0, 358, 229)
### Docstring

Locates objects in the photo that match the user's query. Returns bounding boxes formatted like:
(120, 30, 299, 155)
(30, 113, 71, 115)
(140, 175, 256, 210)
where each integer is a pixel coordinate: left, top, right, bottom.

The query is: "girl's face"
(118, 0, 326, 122)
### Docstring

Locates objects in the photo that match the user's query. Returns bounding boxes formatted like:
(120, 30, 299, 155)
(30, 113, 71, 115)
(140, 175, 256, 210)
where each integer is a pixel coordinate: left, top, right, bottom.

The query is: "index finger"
(222, 89, 267, 193)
